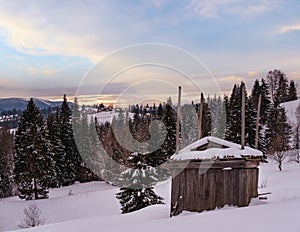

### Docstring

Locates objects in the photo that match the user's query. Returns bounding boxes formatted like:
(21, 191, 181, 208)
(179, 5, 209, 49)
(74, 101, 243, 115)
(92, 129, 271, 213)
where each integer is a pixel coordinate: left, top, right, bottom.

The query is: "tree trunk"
(33, 177, 38, 199)
(278, 161, 282, 171)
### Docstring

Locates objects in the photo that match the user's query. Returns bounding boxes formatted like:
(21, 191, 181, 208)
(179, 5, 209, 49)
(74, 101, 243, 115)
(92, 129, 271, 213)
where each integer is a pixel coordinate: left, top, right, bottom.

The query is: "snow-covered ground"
(1, 161, 300, 232)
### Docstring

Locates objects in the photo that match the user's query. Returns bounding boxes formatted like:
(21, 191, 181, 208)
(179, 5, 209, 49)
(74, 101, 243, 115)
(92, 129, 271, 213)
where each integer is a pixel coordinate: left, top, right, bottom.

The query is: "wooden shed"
(169, 136, 263, 216)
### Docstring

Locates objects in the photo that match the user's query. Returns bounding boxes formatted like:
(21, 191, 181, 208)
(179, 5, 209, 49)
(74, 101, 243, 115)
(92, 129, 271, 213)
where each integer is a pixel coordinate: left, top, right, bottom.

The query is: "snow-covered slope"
(1, 162, 300, 232)
(89, 111, 135, 124)
(281, 99, 300, 128)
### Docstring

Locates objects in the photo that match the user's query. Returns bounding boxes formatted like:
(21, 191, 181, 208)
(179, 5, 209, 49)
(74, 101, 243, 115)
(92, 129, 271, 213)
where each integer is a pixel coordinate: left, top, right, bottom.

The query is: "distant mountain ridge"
(0, 98, 72, 112)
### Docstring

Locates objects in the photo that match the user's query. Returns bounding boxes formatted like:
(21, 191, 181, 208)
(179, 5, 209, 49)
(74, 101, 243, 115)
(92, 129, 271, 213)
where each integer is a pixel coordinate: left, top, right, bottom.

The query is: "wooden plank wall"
(170, 166, 259, 216)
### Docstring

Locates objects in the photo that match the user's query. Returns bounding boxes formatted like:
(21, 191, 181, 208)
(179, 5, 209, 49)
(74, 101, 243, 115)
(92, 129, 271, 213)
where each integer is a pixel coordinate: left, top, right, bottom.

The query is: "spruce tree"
(201, 97, 212, 137)
(226, 82, 258, 148)
(157, 103, 163, 120)
(0, 127, 14, 198)
(14, 98, 55, 200)
(116, 152, 164, 214)
(160, 98, 177, 161)
(288, 80, 298, 101)
(59, 95, 79, 185)
(46, 111, 66, 187)
(85, 117, 102, 180)
(250, 79, 261, 109)
(180, 104, 198, 148)
(76, 111, 94, 182)
(274, 73, 289, 106)
(209, 95, 226, 139)
(260, 78, 271, 124)
(225, 84, 242, 144)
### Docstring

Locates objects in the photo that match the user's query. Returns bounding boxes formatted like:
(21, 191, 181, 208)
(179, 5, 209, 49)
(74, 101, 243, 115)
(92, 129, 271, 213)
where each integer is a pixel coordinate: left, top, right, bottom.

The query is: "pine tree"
(14, 99, 55, 200)
(157, 103, 163, 120)
(76, 111, 94, 182)
(47, 111, 66, 187)
(116, 152, 164, 214)
(0, 127, 14, 198)
(259, 78, 271, 124)
(245, 98, 258, 148)
(250, 79, 261, 109)
(85, 117, 102, 180)
(274, 73, 289, 106)
(160, 98, 176, 161)
(249, 80, 266, 150)
(180, 104, 198, 148)
(226, 82, 258, 148)
(225, 84, 242, 144)
(201, 97, 212, 137)
(59, 95, 79, 185)
(288, 80, 298, 101)
(209, 95, 226, 139)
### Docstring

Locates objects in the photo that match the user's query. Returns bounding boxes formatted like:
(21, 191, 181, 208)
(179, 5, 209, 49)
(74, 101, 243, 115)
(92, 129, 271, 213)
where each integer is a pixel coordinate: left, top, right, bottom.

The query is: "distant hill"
(0, 98, 72, 112)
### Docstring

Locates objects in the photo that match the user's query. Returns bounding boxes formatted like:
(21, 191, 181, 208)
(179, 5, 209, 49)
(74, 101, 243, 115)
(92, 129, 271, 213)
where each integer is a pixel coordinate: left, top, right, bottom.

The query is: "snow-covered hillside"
(89, 111, 135, 124)
(282, 99, 300, 128)
(1, 162, 300, 232)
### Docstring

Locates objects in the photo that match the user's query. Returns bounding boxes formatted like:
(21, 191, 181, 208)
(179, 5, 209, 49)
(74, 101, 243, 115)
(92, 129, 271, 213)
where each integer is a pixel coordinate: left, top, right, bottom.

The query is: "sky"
(1, 0, 300, 105)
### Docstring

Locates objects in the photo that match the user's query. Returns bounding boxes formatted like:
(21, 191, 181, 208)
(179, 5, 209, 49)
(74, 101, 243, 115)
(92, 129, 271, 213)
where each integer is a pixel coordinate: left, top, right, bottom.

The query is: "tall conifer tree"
(14, 99, 55, 200)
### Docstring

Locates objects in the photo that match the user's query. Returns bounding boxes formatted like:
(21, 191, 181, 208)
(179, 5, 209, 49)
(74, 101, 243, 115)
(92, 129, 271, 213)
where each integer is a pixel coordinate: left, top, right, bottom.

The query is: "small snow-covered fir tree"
(116, 152, 164, 214)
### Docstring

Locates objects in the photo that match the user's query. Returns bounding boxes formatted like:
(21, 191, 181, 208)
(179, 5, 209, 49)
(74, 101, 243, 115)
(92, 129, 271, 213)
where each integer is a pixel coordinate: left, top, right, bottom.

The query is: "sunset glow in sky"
(1, 0, 300, 104)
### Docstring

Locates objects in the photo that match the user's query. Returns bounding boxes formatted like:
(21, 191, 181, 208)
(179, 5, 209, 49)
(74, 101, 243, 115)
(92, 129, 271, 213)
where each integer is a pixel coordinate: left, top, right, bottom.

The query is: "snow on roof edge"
(171, 136, 263, 161)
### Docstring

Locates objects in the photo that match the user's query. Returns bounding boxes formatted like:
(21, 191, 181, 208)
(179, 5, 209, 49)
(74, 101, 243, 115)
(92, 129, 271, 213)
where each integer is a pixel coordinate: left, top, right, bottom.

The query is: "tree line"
(0, 69, 299, 212)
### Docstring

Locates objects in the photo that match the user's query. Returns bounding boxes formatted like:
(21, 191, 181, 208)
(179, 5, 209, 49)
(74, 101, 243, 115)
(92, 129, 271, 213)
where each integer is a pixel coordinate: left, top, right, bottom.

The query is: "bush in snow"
(18, 203, 45, 228)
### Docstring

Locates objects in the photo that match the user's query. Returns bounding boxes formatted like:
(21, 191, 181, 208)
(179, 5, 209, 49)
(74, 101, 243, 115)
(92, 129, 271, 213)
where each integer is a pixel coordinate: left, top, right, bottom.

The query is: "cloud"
(0, 1, 149, 63)
(190, 0, 235, 18)
(190, 0, 279, 18)
(289, 72, 300, 81)
(219, 75, 243, 82)
(26, 67, 60, 76)
(277, 24, 300, 34)
(151, 0, 170, 8)
(247, 71, 258, 77)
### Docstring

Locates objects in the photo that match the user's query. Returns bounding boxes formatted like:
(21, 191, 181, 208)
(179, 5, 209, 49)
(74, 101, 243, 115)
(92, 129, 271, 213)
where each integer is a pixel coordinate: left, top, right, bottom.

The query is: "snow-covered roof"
(171, 136, 263, 161)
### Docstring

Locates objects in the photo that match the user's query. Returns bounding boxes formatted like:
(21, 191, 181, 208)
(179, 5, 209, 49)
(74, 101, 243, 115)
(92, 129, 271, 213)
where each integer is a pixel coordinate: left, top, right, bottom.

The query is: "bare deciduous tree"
(268, 136, 290, 171)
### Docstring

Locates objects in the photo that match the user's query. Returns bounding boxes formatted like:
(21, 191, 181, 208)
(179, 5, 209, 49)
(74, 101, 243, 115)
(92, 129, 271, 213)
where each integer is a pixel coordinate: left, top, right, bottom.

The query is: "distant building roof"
(171, 136, 263, 161)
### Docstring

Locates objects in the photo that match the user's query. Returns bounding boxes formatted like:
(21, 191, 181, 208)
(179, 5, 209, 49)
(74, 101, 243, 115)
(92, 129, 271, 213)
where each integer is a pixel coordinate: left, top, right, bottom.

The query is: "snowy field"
(1, 161, 300, 232)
